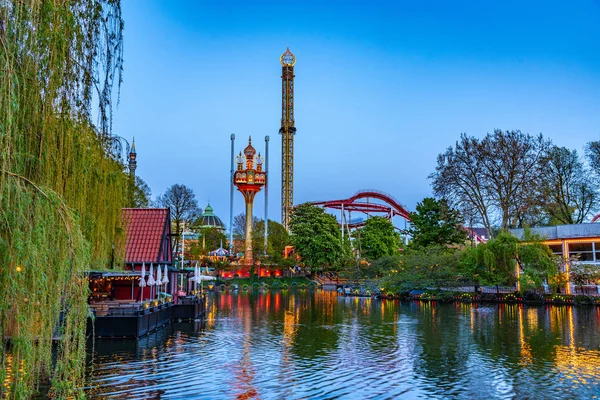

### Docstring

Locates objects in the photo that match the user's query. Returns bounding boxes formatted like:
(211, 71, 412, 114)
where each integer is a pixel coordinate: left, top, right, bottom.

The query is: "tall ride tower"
(280, 48, 296, 230)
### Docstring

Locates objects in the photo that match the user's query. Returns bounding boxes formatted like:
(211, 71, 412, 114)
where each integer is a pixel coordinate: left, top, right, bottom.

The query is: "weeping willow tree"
(0, 1, 127, 398)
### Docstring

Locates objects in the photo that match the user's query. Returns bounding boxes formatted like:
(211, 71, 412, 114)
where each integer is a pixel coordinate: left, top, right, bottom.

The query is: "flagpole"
(229, 134, 235, 255)
(264, 135, 269, 257)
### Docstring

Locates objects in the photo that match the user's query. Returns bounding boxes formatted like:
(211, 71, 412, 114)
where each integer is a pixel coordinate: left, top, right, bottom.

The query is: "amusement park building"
(511, 223, 600, 294)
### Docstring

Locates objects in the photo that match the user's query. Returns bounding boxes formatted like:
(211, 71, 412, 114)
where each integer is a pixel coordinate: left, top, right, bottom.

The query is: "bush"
(574, 295, 596, 305)
(436, 291, 457, 303)
(523, 291, 544, 302)
(479, 293, 497, 301)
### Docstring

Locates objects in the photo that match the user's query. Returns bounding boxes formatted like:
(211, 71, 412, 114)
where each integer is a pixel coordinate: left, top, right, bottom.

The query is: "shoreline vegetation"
(1, 1, 127, 398)
(211, 278, 600, 307)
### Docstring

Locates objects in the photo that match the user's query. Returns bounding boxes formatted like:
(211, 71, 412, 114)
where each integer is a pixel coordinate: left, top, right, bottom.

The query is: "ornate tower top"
(244, 136, 256, 158)
(280, 47, 296, 66)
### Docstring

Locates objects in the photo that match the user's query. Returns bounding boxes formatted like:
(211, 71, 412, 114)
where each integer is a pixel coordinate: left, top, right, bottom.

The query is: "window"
(548, 244, 563, 256)
(569, 242, 596, 262)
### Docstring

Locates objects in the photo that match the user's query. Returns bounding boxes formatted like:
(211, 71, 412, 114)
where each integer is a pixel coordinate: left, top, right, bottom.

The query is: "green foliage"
(1, 1, 126, 397)
(573, 295, 598, 306)
(461, 232, 518, 290)
(408, 197, 467, 249)
(381, 246, 462, 292)
(358, 216, 399, 261)
(289, 204, 343, 271)
(187, 227, 228, 261)
(370, 255, 402, 278)
(200, 227, 228, 252)
(252, 219, 291, 263)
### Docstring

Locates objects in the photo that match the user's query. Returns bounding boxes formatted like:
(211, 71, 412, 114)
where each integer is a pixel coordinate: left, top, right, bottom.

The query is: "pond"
(85, 290, 600, 399)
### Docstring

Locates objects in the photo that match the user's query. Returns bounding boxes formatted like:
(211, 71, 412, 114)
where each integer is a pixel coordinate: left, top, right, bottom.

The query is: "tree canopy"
(252, 219, 291, 263)
(358, 216, 399, 261)
(408, 197, 467, 249)
(289, 203, 343, 271)
(459, 232, 519, 290)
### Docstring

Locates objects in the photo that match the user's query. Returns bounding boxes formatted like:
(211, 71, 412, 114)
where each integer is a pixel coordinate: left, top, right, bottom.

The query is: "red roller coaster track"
(310, 190, 489, 243)
(311, 190, 411, 226)
(592, 214, 600, 223)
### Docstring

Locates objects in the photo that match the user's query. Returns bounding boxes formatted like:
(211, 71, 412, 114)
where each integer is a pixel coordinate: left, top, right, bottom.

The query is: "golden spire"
(280, 47, 296, 66)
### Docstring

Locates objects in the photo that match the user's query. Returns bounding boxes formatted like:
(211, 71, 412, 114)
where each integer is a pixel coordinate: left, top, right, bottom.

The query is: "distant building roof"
(122, 208, 172, 264)
(198, 203, 225, 230)
(466, 227, 488, 243)
(510, 223, 600, 241)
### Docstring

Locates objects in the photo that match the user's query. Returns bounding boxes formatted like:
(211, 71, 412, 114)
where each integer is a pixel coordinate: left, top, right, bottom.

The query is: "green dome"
(199, 203, 224, 230)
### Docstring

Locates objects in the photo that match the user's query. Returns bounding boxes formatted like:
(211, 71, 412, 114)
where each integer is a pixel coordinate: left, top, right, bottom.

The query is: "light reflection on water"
(85, 290, 600, 399)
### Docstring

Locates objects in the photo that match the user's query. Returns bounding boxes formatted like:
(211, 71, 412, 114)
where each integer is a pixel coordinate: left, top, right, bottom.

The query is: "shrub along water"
(1, 1, 126, 398)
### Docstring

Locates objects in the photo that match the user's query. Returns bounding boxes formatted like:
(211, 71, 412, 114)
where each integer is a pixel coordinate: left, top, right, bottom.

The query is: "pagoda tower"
(280, 48, 296, 230)
(233, 137, 266, 265)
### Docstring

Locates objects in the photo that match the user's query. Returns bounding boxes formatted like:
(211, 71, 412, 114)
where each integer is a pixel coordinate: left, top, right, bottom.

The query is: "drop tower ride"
(280, 48, 296, 230)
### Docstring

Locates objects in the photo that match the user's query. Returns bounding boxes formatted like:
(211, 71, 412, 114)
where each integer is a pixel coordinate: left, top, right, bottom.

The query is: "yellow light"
(16, 266, 22, 272)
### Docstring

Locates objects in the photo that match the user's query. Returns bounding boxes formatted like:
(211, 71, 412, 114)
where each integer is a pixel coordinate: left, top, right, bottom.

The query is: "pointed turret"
(128, 137, 137, 175)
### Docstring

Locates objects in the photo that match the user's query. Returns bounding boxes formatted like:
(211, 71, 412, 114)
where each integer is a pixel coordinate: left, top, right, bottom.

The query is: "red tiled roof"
(122, 208, 170, 263)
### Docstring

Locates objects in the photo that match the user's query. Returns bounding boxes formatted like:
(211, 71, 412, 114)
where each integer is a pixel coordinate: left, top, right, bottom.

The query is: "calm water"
(85, 290, 600, 399)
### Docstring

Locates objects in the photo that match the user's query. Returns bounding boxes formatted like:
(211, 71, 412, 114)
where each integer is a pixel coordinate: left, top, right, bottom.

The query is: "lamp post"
(229, 134, 235, 255)
(264, 135, 269, 256)
(233, 137, 266, 268)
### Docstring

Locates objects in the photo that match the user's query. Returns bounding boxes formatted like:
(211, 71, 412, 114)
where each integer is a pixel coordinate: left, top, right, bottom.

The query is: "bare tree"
(155, 184, 201, 250)
(431, 130, 551, 237)
(233, 212, 260, 240)
(540, 146, 598, 224)
(478, 130, 550, 229)
(585, 139, 600, 173)
(430, 134, 494, 237)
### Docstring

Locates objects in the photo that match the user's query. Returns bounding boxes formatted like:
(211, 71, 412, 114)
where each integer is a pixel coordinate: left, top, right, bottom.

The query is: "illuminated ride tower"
(280, 48, 296, 230)
(234, 137, 266, 266)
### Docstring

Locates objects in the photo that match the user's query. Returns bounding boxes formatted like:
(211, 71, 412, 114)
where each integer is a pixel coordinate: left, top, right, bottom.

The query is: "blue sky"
(114, 1, 600, 226)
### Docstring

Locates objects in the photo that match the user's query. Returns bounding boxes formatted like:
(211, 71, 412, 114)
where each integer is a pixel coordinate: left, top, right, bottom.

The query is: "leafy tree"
(357, 216, 399, 261)
(370, 255, 402, 278)
(407, 197, 467, 249)
(516, 236, 558, 292)
(381, 246, 461, 292)
(431, 130, 551, 236)
(289, 203, 343, 271)
(132, 176, 152, 208)
(155, 184, 201, 250)
(460, 232, 518, 292)
(252, 219, 291, 263)
(540, 146, 598, 224)
(199, 227, 228, 251)
(459, 246, 488, 292)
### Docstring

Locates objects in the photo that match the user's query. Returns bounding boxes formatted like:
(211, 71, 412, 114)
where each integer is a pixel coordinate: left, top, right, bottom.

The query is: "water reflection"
(85, 290, 600, 399)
